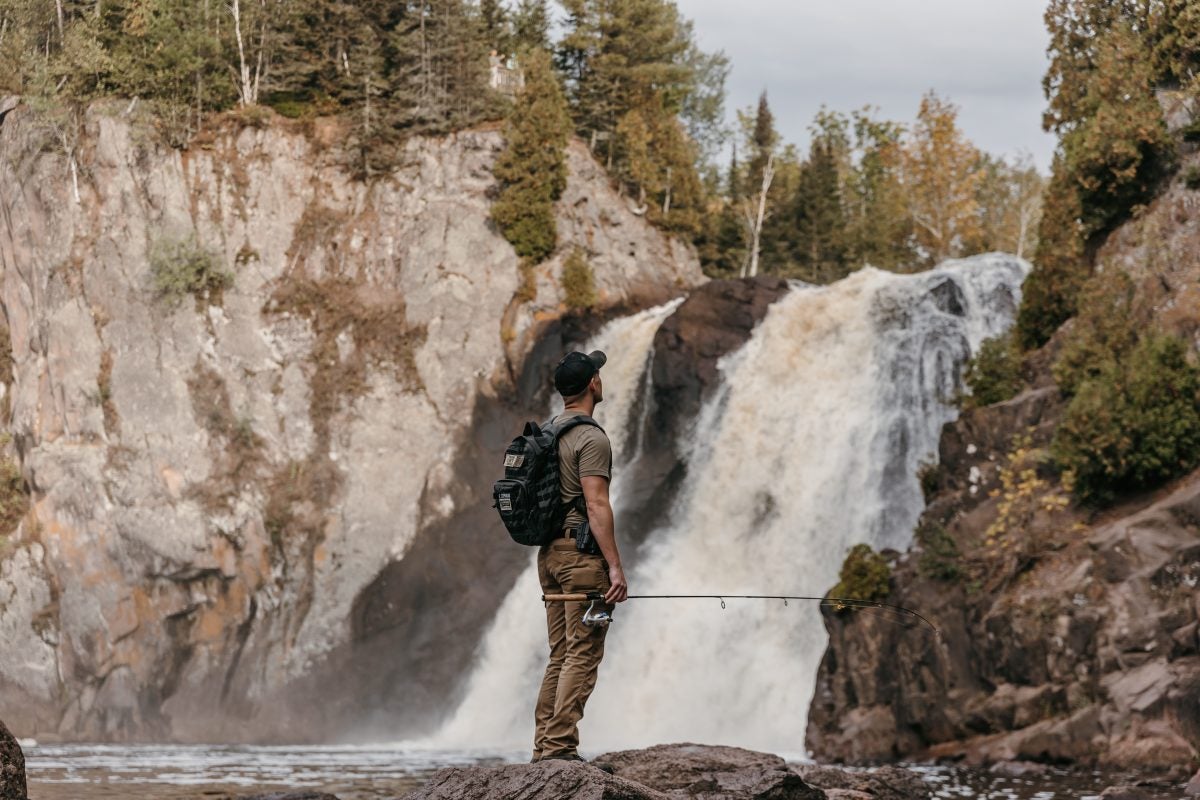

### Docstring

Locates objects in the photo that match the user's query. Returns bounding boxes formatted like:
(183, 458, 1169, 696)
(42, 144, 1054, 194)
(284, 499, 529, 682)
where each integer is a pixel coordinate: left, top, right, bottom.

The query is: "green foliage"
(964, 332, 1023, 407)
(150, 234, 233, 306)
(3, 0, 498, 153)
(916, 520, 961, 582)
(1052, 269, 1140, 397)
(491, 48, 572, 263)
(1016, 156, 1090, 350)
(1053, 333, 1200, 505)
(1186, 166, 1200, 191)
(558, 0, 713, 233)
(830, 543, 891, 603)
(561, 248, 596, 309)
(0, 451, 29, 537)
(1062, 26, 1173, 235)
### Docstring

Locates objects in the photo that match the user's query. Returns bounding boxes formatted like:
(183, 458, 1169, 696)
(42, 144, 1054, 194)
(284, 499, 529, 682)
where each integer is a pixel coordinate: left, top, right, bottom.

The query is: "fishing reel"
(582, 599, 612, 628)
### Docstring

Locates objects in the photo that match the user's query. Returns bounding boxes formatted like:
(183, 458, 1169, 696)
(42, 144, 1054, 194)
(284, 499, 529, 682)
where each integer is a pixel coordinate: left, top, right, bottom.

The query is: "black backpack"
(493, 414, 603, 546)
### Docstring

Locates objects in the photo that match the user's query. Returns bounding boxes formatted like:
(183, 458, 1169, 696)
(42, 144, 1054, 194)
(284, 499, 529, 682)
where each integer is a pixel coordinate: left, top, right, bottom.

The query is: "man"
(533, 350, 629, 764)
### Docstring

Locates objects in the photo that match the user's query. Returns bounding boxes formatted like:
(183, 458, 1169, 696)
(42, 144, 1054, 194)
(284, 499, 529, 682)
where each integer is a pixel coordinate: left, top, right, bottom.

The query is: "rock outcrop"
(404, 744, 932, 800)
(0, 100, 702, 741)
(404, 760, 670, 800)
(0, 719, 25, 800)
(597, 744, 824, 800)
(808, 382, 1200, 770)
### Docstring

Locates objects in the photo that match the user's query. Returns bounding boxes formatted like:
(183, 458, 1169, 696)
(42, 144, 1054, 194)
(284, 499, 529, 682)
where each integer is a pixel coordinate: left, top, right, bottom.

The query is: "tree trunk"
(746, 152, 775, 278)
(231, 0, 253, 105)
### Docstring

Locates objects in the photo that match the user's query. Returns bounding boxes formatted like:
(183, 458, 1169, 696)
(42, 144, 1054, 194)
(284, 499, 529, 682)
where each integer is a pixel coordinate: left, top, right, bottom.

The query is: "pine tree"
(480, 0, 510, 53)
(511, 0, 550, 52)
(491, 48, 573, 263)
(1015, 154, 1089, 349)
(790, 138, 849, 283)
(844, 110, 913, 270)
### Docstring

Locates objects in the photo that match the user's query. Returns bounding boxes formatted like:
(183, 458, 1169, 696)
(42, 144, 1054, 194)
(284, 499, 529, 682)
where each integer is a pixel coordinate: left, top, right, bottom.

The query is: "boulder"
(235, 794, 340, 800)
(795, 764, 931, 800)
(1098, 787, 1152, 800)
(597, 743, 822, 799)
(402, 759, 669, 800)
(0, 720, 25, 800)
(1187, 769, 1200, 797)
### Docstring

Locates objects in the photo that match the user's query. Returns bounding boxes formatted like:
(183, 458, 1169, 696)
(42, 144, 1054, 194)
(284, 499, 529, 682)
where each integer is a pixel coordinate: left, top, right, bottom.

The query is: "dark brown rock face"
(402, 759, 669, 800)
(403, 745, 934, 800)
(795, 765, 930, 800)
(0, 719, 26, 800)
(807, 381, 1200, 771)
(619, 277, 790, 540)
(597, 743, 823, 799)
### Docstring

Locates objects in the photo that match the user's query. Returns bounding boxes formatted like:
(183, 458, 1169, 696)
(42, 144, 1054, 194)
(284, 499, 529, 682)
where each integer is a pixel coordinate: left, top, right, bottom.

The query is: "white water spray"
(430, 254, 1027, 755)
(431, 298, 683, 746)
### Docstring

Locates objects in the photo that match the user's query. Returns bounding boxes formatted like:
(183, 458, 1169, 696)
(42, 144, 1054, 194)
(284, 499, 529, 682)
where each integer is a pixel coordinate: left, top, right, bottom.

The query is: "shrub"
(916, 520, 960, 582)
(1182, 119, 1200, 144)
(1186, 166, 1200, 191)
(0, 456, 29, 536)
(830, 543, 891, 603)
(561, 248, 596, 309)
(1053, 333, 1200, 505)
(1052, 269, 1140, 398)
(1015, 157, 1089, 350)
(150, 234, 233, 306)
(964, 332, 1022, 407)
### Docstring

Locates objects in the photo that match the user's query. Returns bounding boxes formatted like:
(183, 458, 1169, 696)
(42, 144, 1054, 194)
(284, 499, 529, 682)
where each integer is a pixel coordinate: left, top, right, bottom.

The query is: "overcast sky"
(680, 0, 1057, 170)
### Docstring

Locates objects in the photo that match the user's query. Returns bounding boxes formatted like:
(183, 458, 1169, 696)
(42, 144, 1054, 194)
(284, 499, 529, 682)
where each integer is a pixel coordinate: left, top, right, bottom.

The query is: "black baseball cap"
(554, 350, 607, 395)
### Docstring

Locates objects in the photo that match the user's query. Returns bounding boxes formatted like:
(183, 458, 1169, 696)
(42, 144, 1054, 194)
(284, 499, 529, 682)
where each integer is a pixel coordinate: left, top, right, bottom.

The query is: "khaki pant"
(533, 539, 613, 759)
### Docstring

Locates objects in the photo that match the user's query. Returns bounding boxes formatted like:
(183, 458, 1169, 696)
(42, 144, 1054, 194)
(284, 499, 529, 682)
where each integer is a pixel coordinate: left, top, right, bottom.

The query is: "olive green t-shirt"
(553, 409, 612, 530)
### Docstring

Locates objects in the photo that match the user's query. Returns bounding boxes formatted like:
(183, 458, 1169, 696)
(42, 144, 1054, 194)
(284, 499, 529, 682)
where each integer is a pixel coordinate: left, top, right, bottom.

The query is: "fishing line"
(543, 592, 941, 638)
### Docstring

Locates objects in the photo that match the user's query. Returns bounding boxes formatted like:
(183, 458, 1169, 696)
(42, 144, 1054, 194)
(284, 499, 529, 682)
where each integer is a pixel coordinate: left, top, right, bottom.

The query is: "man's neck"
(563, 397, 596, 417)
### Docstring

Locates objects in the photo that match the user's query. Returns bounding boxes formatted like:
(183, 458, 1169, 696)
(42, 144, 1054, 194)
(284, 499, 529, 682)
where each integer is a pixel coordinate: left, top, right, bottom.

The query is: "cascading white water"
(429, 254, 1027, 755)
(431, 298, 683, 746)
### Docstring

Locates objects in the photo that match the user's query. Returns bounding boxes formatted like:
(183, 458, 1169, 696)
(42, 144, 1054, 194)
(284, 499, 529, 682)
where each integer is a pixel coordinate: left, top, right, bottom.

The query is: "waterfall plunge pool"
(22, 742, 1186, 799)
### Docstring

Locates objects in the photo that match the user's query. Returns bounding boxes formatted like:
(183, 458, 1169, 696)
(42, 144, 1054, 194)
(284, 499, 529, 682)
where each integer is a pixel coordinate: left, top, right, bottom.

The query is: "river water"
(23, 743, 1187, 799)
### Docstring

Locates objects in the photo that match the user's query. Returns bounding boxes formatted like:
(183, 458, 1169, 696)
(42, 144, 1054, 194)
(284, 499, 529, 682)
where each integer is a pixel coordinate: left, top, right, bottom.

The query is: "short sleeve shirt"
(554, 409, 612, 530)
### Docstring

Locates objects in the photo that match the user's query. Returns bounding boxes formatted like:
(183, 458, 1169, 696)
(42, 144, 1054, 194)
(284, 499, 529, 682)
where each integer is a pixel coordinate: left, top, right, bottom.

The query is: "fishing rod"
(543, 592, 941, 638)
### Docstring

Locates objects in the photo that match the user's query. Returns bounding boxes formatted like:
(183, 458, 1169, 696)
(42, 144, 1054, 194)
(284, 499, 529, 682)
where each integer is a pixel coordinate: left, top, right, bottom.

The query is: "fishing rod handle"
(543, 592, 604, 602)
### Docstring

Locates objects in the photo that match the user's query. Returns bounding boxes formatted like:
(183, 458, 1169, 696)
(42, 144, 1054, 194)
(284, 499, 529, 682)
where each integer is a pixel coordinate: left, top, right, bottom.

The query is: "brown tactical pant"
(533, 539, 613, 759)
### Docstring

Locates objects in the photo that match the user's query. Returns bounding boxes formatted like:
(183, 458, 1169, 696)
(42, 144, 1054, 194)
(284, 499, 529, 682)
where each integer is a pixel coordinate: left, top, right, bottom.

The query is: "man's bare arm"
(581, 474, 628, 603)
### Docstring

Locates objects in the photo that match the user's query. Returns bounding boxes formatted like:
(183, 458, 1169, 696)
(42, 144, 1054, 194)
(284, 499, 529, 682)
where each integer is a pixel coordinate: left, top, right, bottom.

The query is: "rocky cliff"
(0, 99, 702, 742)
(807, 100, 1200, 774)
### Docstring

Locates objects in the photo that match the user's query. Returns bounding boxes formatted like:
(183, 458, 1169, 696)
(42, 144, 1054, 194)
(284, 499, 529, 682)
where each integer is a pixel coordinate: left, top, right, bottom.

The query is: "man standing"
(533, 350, 629, 764)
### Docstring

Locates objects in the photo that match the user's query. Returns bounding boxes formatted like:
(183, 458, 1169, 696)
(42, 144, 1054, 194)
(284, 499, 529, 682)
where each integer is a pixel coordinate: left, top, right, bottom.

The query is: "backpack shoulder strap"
(545, 413, 604, 439)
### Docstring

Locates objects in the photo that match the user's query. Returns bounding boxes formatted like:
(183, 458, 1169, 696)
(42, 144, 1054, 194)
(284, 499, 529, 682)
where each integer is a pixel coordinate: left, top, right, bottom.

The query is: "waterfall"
(431, 298, 684, 746)
(428, 254, 1027, 756)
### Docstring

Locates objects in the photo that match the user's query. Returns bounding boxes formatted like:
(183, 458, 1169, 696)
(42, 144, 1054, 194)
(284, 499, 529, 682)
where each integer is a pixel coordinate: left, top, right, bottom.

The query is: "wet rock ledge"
(401, 743, 931, 800)
(0, 719, 26, 800)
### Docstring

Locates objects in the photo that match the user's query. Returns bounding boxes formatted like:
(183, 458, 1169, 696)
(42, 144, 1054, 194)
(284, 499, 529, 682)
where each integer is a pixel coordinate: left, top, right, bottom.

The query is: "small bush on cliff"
(830, 544, 890, 604)
(1053, 333, 1200, 505)
(1186, 167, 1200, 191)
(561, 248, 597, 309)
(491, 49, 572, 264)
(150, 234, 233, 307)
(1052, 269, 1141, 398)
(963, 332, 1022, 407)
(916, 520, 961, 581)
(0, 454, 29, 537)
